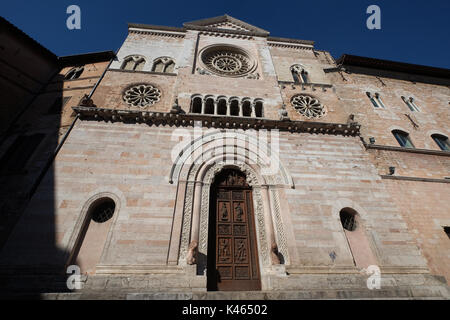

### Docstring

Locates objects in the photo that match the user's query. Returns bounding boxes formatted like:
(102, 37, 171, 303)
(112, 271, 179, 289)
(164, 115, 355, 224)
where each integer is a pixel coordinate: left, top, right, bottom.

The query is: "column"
(261, 185, 280, 264)
(226, 101, 231, 116)
(214, 101, 218, 115)
(239, 101, 243, 117)
(201, 99, 205, 114)
(250, 102, 256, 118)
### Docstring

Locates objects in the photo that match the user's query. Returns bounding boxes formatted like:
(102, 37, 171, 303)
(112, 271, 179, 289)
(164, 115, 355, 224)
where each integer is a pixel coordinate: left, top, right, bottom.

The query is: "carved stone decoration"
(278, 104, 290, 121)
(199, 185, 210, 253)
(170, 98, 184, 114)
(291, 94, 326, 119)
(186, 240, 198, 265)
(200, 45, 256, 77)
(79, 94, 96, 108)
(270, 189, 289, 264)
(123, 84, 161, 108)
(178, 183, 194, 262)
(270, 242, 281, 265)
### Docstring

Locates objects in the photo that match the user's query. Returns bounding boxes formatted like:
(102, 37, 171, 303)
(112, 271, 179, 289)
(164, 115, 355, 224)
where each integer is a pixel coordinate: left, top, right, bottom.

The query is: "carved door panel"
(210, 169, 261, 291)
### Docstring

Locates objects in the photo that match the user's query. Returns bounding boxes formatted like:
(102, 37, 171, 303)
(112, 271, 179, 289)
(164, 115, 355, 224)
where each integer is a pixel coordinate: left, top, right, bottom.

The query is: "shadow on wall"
(0, 74, 77, 298)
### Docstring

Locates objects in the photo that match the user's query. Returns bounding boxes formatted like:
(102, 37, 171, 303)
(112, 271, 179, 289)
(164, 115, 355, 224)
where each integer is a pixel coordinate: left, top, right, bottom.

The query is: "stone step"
(2, 286, 448, 300)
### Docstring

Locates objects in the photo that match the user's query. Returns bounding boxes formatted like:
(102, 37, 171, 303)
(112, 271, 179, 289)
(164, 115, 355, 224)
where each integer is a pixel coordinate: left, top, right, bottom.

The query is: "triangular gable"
(183, 14, 269, 35)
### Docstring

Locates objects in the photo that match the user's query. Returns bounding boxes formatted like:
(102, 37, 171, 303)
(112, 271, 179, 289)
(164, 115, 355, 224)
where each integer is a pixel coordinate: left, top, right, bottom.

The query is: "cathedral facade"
(0, 15, 449, 299)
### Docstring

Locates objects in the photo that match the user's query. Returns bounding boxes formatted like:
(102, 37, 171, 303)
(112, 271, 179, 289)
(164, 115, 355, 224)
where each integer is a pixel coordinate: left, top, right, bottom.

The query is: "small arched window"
(204, 98, 214, 114)
(152, 57, 176, 73)
(230, 100, 239, 116)
(65, 66, 84, 80)
(217, 99, 227, 115)
(242, 100, 252, 117)
(254, 101, 263, 118)
(366, 92, 385, 109)
(121, 55, 146, 71)
(431, 134, 450, 151)
(401, 96, 420, 112)
(291, 64, 308, 84)
(392, 130, 414, 148)
(191, 96, 202, 114)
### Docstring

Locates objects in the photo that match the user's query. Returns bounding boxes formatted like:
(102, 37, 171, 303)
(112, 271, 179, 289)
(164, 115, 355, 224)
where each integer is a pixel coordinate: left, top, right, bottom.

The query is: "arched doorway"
(207, 168, 261, 291)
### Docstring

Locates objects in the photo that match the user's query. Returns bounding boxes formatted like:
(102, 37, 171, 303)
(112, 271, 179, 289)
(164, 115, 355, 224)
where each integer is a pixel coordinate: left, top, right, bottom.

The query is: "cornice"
(198, 30, 254, 40)
(72, 106, 361, 137)
(128, 28, 186, 38)
(381, 175, 450, 184)
(364, 143, 450, 157)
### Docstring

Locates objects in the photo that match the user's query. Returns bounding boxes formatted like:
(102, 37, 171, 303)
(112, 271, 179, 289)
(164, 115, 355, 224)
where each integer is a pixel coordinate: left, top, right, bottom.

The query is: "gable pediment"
(183, 14, 269, 36)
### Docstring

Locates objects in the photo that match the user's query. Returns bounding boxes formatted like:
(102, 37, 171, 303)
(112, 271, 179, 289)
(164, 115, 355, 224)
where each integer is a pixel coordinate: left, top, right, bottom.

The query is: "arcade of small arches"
(190, 95, 264, 118)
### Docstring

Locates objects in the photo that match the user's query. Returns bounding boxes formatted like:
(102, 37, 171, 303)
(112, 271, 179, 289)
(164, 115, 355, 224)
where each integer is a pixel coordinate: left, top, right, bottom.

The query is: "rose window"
(200, 45, 255, 77)
(291, 95, 326, 119)
(123, 84, 161, 108)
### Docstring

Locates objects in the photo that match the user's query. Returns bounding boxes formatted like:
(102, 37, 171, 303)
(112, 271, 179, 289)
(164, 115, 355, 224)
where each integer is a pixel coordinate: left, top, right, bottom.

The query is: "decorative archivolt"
(168, 129, 294, 188)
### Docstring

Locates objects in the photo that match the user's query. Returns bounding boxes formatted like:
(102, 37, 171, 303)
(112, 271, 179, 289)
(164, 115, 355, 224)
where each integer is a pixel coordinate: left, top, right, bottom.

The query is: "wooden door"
(207, 169, 261, 291)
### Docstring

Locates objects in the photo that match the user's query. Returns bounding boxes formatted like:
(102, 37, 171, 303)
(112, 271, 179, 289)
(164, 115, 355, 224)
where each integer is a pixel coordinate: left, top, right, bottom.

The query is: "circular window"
(291, 95, 326, 119)
(91, 199, 115, 223)
(123, 84, 161, 108)
(200, 45, 255, 77)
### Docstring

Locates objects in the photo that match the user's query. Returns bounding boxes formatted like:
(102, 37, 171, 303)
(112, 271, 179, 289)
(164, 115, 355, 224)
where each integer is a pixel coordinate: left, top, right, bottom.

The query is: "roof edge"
(336, 54, 450, 79)
(58, 51, 116, 66)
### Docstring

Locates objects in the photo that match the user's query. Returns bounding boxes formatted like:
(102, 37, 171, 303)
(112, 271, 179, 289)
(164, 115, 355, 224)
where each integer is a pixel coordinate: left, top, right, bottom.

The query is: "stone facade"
(0, 15, 448, 299)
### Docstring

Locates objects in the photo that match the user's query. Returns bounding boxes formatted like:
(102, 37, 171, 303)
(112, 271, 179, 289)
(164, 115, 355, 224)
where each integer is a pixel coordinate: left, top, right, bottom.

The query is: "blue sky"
(2, 0, 449, 68)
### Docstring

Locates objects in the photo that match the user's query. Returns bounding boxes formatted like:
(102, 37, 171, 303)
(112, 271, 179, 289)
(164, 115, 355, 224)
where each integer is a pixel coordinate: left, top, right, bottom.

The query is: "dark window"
(300, 71, 308, 83)
(292, 70, 300, 83)
(255, 101, 263, 118)
(91, 198, 115, 223)
(230, 100, 239, 116)
(242, 101, 251, 117)
(65, 66, 84, 80)
(392, 130, 414, 148)
(401, 96, 420, 112)
(366, 92, 380, 108)
(48, 96, 71, 114)
(432, 134, 450, 151)
(204, 98, 214, 114)
(191, 97, 202, 114)
(217, 99, 227, 115)
(444, 227, 450, 239)
(340, 209, 357, 231)
(0, 134, 45, 173)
